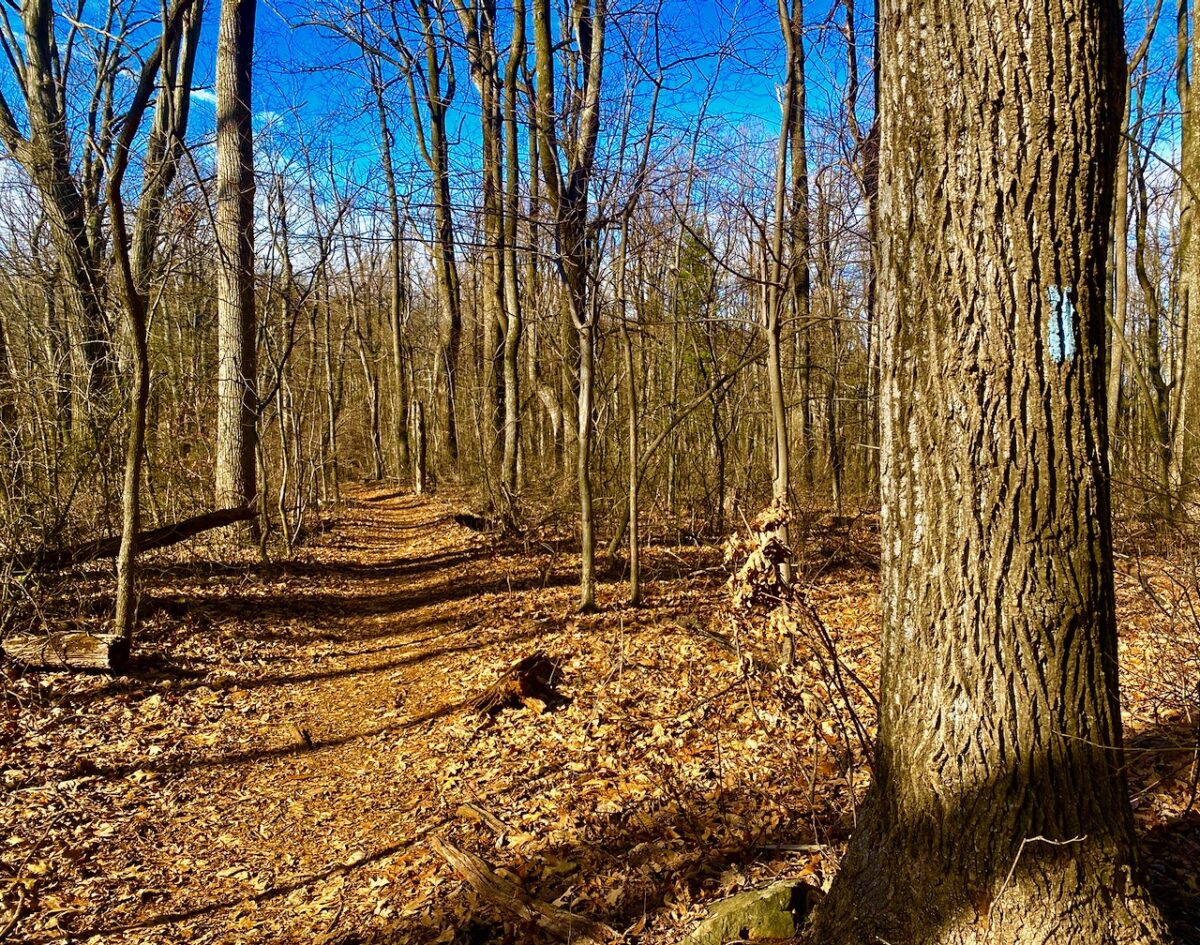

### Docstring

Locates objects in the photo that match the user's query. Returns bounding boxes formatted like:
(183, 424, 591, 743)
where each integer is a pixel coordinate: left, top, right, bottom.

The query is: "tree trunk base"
(812, 813, 1172, 945)
(3, 631, 130, 671)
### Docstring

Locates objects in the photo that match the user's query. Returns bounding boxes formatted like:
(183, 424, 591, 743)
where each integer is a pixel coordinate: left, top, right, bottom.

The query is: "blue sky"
(175, 0, 874, 187)
(0, 0, 1178, 221)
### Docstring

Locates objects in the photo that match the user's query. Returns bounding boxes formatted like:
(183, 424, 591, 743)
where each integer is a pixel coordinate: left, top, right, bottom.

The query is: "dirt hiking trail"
(3, 485, 1199, 945)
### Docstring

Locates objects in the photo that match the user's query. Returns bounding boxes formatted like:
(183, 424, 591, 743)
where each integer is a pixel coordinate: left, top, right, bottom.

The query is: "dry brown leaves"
(0, 490, 1196, 944)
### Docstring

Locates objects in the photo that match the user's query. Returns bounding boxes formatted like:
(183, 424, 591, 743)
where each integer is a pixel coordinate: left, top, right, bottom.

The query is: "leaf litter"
(0, 486, 1196, 944)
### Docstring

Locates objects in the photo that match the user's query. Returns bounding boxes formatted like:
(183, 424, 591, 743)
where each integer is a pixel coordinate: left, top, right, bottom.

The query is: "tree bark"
(431, 837, 614, 944)
(214, 0, 259, 516)
(531, 0, 606, 611)
(1105, 0, 1161, 475)
(0, 0, 111, 397)
(411, 400, 428, 495)
(106, 0, 203, 641)
(3, 632, 130, 672)
(369, 58, 411, 475)
(1172, 0, 1200, 507)
(407, 0, 462, 469)
(812, 0, 1170, 940)
(500, 0, 525, 508)
(1107, 124, 1130, 468)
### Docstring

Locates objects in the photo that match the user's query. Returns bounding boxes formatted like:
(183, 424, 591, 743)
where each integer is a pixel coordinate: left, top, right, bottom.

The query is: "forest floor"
(2, 483, 1200, 945)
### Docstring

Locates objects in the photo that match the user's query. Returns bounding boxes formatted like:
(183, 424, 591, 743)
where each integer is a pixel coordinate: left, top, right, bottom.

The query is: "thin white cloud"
(191, 88, 217, 107)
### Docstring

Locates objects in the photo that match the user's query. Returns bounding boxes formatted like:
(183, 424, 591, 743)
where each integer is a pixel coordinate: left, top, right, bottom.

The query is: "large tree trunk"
(214, 0, 259, 515)
(812, 0, 1170, 941)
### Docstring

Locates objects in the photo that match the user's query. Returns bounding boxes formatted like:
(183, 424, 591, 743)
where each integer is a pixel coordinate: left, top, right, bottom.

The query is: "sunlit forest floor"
(2, 484, 1199, 944)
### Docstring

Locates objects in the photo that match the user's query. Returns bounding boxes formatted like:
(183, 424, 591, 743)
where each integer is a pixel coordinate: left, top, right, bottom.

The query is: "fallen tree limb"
(2, 631, 129, 671)
(12, 505, 253, 572)
(431, 836, 615, 943)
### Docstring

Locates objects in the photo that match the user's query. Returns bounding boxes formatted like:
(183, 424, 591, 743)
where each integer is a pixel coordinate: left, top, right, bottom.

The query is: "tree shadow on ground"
(151, 568, 577, 626)
(64, 695, 471, 782)
(387, 713, 1200, 945)
(44, 758, 576, 945)
(1127, 713, 1200, 944)
(139, 546, 492, 585)
(369, 772, 834, 945)
(65, 621, 548, 709)
(1143, 811, 1200, 943)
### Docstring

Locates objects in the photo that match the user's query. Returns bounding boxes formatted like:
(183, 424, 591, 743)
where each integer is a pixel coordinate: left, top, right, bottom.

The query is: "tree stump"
(469, 651, 564, 714)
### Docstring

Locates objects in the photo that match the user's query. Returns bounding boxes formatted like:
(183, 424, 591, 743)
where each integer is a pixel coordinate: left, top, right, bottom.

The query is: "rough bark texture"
(812, 0, 1171, 941)
(3, 632, 130, 672)
(214, 0, 259, 513)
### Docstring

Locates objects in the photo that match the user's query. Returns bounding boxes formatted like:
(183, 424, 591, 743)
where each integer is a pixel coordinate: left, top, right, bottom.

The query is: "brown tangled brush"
(725, 501, 795, 613)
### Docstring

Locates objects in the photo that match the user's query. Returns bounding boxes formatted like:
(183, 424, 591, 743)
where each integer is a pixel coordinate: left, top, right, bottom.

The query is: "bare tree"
(531, 0, 606, 610)
(214, 0, 259, 518)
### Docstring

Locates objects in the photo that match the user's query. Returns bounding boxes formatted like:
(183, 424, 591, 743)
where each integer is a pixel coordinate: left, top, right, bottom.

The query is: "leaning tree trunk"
(812, 0, 1170, 941)
(214, 0, 258, 517)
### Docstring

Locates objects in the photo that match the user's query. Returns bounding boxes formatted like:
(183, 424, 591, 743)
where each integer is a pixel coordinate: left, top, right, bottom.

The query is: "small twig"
(997, 834, 1087, 905)
(458, 801, 511, 838)
(0, 884, 27, 943)
(757, 843, 824, 853)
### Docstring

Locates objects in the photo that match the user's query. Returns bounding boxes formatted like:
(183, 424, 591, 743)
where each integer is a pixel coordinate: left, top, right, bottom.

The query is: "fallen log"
(11, 505, 253, 572)
(431, 837, 615, 944)
(2, 631, 129, 671)
(469, 651, 565, 714)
